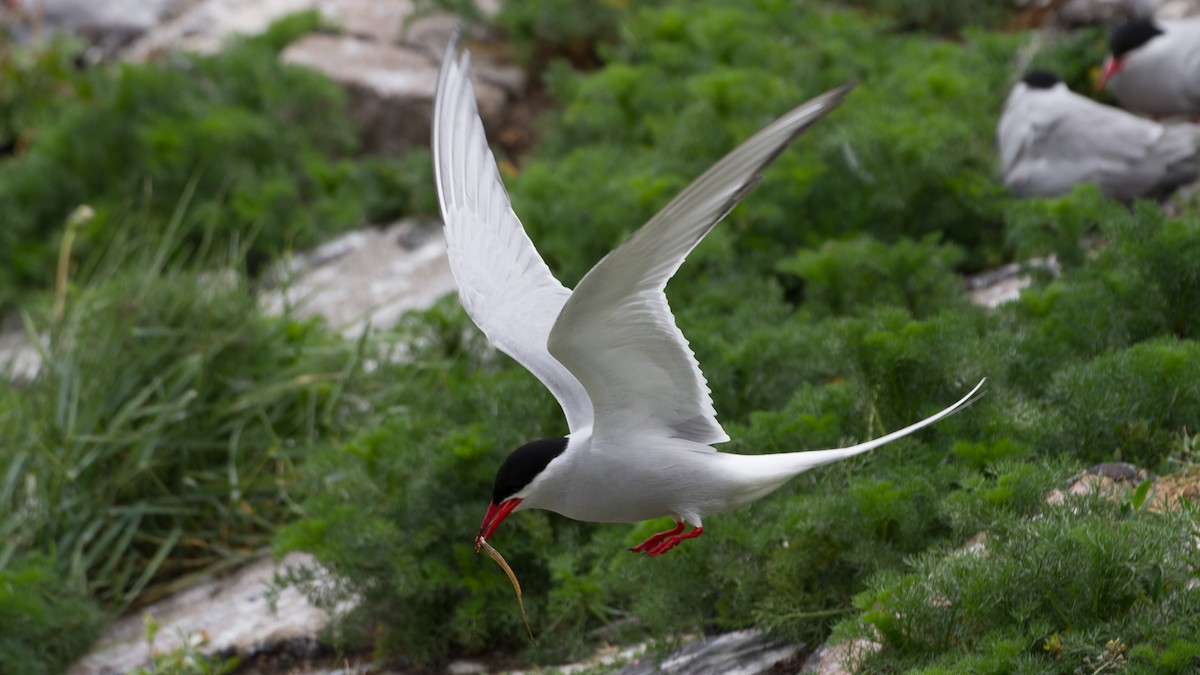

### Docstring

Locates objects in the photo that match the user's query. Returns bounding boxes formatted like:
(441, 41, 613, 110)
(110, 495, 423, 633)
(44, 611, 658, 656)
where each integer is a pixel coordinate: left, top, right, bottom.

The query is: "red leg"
(646, 526, 704, 557)
(630, 521, 685, 553)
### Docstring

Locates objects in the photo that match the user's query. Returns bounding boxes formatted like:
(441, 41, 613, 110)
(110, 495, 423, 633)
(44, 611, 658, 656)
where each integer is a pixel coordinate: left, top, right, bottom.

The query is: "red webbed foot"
(630, 521, 685, 553)
(645, 526, 703, 556)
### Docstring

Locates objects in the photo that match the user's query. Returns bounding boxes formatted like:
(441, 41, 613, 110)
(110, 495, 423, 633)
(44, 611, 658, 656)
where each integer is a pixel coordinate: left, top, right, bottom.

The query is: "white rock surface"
(7, 0, 196, 51)
(1059, 0, 1161, 24)
(120, 0, 499, 61)
(966, 262, 1034, 308)
(0, 221, 458, 380)
(118, 0, 522, 155)
(280, 33, 519, 156)
(964, 255, 1060, 308)
(801, 639, 882, 675)
(1157, 0, 1200, 17)
(121, 0, 326, 60)
(261, 219, 458, 337)
(617, 630, 806, 675)
(68, 552, 340, 675)
(0, 317, 42, 380)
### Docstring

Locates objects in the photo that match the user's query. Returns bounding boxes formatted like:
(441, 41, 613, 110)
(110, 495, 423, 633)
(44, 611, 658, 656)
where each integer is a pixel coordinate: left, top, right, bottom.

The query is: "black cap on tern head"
(1021, 70, 1062, 89)
(491, 437, 568, 503)
(1109, 18, 1164, 58)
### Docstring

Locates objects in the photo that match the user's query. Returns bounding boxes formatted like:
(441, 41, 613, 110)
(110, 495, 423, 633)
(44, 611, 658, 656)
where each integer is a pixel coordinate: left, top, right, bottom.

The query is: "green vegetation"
(0, 555, 105, 675)
(130, 614, 240, 675)
(2, 217, 373, 609)
(841, 498, 1200, 673)
(1, 1, 1197, 674)
(0, 12, 434, 307)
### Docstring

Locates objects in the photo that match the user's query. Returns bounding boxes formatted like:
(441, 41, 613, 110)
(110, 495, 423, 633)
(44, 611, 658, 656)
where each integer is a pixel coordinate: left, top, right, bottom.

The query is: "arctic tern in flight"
(432, 35, 985, 557)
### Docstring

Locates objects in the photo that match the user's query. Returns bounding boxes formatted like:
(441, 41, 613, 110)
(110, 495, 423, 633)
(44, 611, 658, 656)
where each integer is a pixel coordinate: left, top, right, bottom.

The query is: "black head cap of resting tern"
(433, 34, 985, 558)
(999, 69, 1200, 201)
(1099, 19, 1163, 91)
(1021, 70, 1061, 90)
(1098, 17, 1200, 116)
(1110, 18, 1164, 59)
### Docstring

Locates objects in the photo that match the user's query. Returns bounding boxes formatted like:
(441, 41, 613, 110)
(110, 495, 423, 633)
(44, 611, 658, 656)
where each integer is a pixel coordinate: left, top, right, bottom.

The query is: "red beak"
(475, 498, 522, 552)
(1096, 55, 1123, 91)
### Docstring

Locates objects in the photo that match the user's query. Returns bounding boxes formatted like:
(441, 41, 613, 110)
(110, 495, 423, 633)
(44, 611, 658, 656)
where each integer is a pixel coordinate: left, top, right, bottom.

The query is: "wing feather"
(547, 85, 855, 448)
(433, 35, 593, 433)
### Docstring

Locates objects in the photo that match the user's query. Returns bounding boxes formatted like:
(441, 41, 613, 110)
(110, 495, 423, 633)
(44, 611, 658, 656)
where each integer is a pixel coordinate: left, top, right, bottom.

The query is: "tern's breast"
(524, 442, 760, 524)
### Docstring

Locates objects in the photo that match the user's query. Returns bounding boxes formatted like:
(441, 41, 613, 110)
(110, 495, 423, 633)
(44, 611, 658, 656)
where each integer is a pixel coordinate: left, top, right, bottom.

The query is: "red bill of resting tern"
(432, 35, 986, 558)
(1097, 16, 1200, 118)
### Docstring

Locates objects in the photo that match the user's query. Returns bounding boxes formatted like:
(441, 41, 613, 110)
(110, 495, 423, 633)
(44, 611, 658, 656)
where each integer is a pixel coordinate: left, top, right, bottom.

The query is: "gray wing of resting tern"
(433, 34, 985, 558)
(999, 71, 1200, 201)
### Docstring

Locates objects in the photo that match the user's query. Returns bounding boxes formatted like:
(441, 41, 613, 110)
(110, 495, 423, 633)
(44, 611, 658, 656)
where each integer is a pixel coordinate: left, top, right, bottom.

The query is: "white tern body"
(432, 34, 985, 554)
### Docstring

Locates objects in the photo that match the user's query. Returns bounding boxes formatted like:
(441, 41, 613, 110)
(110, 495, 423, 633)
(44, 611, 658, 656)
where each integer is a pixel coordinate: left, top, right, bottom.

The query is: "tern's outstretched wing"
(433, 36, 593, 434)
(547, 83, 855, 449)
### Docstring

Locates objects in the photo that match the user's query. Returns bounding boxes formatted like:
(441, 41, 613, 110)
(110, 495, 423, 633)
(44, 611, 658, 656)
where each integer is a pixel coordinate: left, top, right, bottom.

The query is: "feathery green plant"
(841, 496, 1200, 673)
(0, 554, 106, 675)
(0, 12, 436, 307)
(0, 197, 369, 611)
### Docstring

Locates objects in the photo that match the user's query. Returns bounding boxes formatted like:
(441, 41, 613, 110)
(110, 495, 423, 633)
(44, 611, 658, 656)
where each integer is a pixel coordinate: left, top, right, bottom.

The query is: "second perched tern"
(1098, 16, 1200, 117)
(432, 36, 985, 558)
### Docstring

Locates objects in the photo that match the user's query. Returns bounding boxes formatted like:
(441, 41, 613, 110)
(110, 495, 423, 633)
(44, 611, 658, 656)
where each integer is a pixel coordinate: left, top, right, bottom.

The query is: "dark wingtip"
(827, 80, 858, 106)
(1021, 70, 1062, 89)
(443, 24, 463, 62)
(802, 81, 858, 123)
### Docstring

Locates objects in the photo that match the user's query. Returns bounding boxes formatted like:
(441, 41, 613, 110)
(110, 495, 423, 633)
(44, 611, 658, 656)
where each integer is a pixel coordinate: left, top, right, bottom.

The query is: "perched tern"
(999, 70, 1200, 201)
(432, 35, 985, 558)
(1098, 16, 1200, 117)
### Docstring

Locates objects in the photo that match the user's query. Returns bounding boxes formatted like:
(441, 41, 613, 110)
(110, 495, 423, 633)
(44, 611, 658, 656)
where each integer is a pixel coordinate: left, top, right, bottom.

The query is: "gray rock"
(1012, 0, 1163, 25)
(67, 553, 345, 675)
(0, 314, 42, 380)
(120, 0, 503, 63)
(280, 32, 519, 156)
(1061, 0, 1161, 24)
(117, 0, 524, 156)
(800, 640, 882, 675)
(1157, 0, 1200, 18)
(260, 219, 458, 337)
(121, 0, 323, 61)
(8, 0, 196, 53)
(617, 629, 806, 675)
(964, 255, 1060, 308)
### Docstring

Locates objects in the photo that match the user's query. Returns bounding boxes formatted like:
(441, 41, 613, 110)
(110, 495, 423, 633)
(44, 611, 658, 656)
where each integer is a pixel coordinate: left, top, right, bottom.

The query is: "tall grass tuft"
(0, 203, 368, 610)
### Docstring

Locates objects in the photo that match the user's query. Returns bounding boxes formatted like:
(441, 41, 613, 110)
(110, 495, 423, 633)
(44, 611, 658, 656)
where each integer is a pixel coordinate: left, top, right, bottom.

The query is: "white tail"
(786, 377, 987, 473)
(715, 378, 987, 512)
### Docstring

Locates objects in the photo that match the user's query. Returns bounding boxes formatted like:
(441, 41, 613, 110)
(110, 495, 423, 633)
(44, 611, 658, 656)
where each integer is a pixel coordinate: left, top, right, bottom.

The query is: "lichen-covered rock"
(618, 630, 807, 675)
(67, 553, 343, 675)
